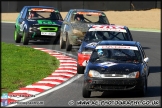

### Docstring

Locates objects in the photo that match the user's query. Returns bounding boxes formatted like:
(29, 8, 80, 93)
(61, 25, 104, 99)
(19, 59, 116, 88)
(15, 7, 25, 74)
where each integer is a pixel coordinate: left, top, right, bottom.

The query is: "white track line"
(44, 77, 68, 81)
(13, 90, 40, 95)
(37, 81, 61, 85)
(25, 85, 52, 90)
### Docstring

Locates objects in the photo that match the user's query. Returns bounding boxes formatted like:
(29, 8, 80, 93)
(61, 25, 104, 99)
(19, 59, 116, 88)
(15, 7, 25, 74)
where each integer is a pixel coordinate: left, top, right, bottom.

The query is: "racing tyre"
(22, 32, 29, 45)
(77, 64, 85, 74)
(66, 36, 72, 51)
(60, 35, 66, 49)
(14, 29, 21, 43)
(138, 77, 147, 97)
(82, 85, 91, 98)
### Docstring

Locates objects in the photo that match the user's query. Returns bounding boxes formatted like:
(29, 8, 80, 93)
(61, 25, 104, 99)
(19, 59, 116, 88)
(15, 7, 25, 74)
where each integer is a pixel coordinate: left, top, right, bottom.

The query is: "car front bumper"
(28, 31, 60, 40)
(84, 78, 144, 92)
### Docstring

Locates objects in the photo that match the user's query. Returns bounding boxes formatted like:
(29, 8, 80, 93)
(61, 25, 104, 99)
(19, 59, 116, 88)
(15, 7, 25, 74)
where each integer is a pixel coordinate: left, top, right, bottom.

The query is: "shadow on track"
(149, 66, 161, 73)
(89, 86, 161, 98)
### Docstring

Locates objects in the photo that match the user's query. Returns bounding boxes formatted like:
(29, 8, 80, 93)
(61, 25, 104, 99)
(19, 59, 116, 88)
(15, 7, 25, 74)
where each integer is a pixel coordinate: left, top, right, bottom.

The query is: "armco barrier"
(1, 1, 161, 13)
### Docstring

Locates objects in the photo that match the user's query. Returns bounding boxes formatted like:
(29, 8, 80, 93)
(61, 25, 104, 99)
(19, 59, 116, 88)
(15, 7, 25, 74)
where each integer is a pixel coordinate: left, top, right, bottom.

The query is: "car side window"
(22, 8, 28, 19)
(126, 28, 133, 40)
(19, 7, 26, 18)
(64, 10, 72, 21)
(66, 11, 73, 22)
(138, 45, 146, 59)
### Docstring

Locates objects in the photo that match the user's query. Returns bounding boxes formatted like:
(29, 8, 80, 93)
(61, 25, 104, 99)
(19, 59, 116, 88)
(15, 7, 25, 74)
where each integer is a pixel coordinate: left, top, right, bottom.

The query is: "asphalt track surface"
(2, 23, 161, 107)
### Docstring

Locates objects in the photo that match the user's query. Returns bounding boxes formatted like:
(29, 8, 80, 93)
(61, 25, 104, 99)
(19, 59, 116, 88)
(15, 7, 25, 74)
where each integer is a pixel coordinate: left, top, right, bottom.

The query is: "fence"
(1, 1, 161, 13)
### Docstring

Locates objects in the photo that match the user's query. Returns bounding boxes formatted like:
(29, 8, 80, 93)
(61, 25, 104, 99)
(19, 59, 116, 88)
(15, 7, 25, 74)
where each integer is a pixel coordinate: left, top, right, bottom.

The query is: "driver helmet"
(97, 49, 104, 56)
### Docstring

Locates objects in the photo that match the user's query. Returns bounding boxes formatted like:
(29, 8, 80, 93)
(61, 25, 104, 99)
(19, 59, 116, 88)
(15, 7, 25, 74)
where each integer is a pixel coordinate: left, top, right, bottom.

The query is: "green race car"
(14, 6, 63, 45)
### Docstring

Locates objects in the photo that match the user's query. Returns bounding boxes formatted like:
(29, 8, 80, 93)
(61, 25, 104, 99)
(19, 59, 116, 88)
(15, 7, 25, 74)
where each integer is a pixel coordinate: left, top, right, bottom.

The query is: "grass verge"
(1, 42, 60, 93)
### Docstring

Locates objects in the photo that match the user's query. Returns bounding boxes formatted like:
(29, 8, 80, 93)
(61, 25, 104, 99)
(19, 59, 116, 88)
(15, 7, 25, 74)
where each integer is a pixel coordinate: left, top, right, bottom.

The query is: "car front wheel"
(14, 28, 21, 43)
(66, 36, 72, 51)
(22, 32, 29, 45)
(60, 35, 66, 49)
(77, 64, 85, 74)
(138, 77, 147, 97)
(82, 84, 91, 98)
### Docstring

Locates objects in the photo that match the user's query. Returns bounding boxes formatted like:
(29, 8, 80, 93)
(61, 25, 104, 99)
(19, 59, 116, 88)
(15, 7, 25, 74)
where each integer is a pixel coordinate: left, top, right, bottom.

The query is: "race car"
(59, 9, 110, 51)
(14, 6, 63, 45)
(77, 24, 134, 74)
(82, 40, 150, 98)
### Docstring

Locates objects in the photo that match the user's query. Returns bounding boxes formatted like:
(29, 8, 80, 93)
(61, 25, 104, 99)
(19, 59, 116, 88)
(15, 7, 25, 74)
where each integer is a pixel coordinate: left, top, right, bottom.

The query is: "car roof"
(70, 9, 103, 13)
(24, 6, 58, 10)
(98, 41, 139, 46)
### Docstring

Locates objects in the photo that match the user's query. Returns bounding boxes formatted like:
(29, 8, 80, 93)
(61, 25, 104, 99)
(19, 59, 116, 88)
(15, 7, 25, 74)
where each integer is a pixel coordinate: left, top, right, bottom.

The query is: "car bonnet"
(88, 61, 141, 74)
(27, 19, 63, 26)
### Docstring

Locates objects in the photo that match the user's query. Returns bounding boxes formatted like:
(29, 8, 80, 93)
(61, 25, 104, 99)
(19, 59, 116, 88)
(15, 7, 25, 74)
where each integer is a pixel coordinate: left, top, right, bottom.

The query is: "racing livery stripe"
(2, 46, 77, 105)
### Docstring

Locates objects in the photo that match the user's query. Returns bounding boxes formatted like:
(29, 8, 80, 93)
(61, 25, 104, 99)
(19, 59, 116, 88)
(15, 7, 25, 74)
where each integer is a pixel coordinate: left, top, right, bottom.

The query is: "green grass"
(1, 42, 60, 93)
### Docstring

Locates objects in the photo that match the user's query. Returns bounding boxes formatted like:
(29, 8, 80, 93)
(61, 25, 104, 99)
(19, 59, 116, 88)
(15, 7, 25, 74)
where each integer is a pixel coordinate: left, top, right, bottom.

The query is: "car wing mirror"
(144, 57, 149, 63)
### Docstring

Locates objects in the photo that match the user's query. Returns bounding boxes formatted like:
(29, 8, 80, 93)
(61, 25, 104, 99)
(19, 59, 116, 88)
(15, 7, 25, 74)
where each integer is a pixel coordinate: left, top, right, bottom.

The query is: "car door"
(62, 10, 73, 41)
(18, 7, 28, 35)
(16, 7, 26, 35)
(138, 44, 149, 76)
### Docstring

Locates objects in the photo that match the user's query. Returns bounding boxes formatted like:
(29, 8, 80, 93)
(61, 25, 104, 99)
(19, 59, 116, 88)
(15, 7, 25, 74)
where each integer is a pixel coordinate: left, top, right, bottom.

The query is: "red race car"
(77, 24, 134, 74)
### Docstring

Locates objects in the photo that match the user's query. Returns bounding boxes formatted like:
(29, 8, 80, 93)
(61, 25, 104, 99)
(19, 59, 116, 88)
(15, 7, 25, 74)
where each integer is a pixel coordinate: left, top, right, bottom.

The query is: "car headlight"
(29, 27, 32, 31)
(88, 70, 101, 78)
(29, 27, 38, 31)
(127, 71, 139, 78)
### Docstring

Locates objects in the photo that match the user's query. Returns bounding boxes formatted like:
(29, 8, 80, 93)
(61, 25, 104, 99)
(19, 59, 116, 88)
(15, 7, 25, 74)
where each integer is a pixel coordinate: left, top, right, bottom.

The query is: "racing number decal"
(82, 60, 89, 66)
(37, 20, 56, 24)
(20, 21, 27, 31)
(86, 42, 98, 47)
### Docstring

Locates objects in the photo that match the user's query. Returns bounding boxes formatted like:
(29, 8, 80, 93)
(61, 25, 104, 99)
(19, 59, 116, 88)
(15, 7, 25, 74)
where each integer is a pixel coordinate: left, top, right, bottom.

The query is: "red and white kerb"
(96, 45, 138, 50)
(89, 25, 127, 33)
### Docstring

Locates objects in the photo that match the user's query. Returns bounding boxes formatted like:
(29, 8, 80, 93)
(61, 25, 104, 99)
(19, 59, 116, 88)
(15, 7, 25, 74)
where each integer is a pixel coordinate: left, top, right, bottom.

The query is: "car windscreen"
(71, 11, 109, 24)
(89, 46, 142, 63)
(27, 8, 62, 20)
(84, 31, 130, 42)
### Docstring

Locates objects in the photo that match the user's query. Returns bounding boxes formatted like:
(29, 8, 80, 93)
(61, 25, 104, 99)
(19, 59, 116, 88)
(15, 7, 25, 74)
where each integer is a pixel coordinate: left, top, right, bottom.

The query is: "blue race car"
(83, 40, 150, 98)
(77, 24, 134, 74)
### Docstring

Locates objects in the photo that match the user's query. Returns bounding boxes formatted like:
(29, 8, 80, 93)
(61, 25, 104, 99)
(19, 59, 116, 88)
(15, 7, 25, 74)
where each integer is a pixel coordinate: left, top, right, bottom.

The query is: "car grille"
(90, 85, 135, 90)
(40, 27, 58, 32)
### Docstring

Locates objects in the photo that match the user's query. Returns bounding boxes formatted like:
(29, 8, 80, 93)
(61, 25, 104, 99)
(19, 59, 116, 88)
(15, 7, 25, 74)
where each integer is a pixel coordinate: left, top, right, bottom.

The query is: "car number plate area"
(41, 32, 56, 36)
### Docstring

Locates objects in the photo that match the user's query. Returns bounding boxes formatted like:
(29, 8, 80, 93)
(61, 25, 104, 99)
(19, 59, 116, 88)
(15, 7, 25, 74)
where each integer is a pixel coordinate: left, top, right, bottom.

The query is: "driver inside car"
(28, 11, 37, 19)
(74, 14, 85, 22)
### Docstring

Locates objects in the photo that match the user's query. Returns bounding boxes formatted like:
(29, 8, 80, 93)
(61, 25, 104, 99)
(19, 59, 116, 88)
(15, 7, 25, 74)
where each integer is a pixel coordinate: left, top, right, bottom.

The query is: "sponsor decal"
(30, 8, 54, 12)
(76, 12, 102, 16)
(96, 62, 118, 67)
(86, 42, 98, 47)
(20, 21, 27, 31)
(96, 45, 138, 50)
(89, 25, 126, 32)
(37, 20, 56, 25)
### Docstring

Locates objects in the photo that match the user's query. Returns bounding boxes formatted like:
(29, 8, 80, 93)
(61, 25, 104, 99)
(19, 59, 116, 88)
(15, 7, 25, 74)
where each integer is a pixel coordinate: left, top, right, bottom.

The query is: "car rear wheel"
(138, 77, 147, 97)
(66, 36, 72, 51)
(77, 64, 85, 74)
(60, 35, 66, 49)
(22, 32, 29, 45)
(82, 84, 91, 98)
(14, 28, 21, 43)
